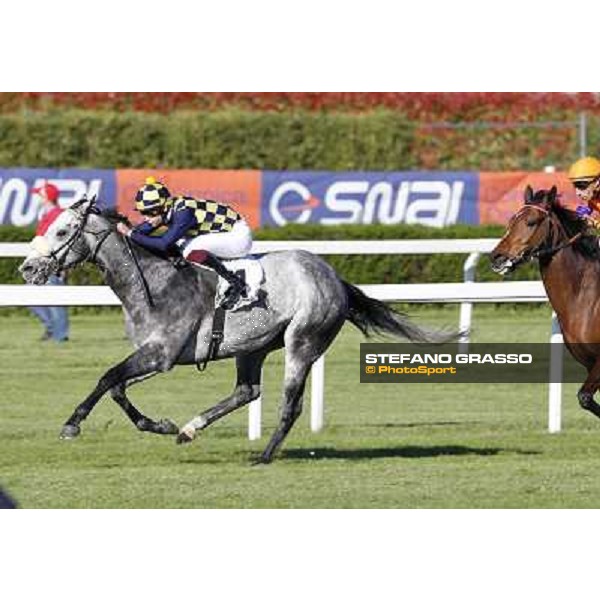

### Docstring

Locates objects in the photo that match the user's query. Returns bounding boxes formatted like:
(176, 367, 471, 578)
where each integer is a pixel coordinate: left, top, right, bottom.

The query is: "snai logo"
(263, 172, 478, 227)
(269, 181, 322, 226)
(0, 169, 116, 227)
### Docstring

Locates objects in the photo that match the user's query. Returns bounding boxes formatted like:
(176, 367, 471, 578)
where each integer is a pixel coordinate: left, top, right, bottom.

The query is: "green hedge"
(0, 108, 596, 170)
(0, 223, 538, 286)
(0, 109, 416, 170)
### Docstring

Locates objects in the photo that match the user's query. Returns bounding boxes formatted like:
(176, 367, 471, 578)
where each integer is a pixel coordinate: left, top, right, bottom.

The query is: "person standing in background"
(0, 485, 17, 508)
(29, 182, 70, 342)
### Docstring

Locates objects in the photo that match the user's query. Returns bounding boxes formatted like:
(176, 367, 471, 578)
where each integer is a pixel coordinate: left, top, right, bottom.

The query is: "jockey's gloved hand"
(576, 205, 593, 217)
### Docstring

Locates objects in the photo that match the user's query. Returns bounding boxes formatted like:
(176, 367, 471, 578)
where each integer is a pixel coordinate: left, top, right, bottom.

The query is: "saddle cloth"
(215, 256, 264, 310)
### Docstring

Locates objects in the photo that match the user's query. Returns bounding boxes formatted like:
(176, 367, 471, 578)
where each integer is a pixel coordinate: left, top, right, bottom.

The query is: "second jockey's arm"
(130, 208, 197, 253)
(586, 195, 600, 229)
(575, 204, 600, 229)
(584, 211, 600, 229)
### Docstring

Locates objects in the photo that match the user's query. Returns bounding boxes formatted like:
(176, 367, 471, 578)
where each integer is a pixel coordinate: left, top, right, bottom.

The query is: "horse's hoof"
(135, 417, 153, 432)
(176, 426, 195, 445)
(251, 455, 272, 466)
(156, 419, 179, 435)
(59, 424, 80, 439)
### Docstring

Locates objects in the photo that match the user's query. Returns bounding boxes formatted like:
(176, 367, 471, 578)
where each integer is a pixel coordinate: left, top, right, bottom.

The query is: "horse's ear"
(548, 186, 558, 205)
(69, 195, 89, 212)
(87, 195, 101, 215)
(69, 194, 99, 215)
(524, 186, 534, 204)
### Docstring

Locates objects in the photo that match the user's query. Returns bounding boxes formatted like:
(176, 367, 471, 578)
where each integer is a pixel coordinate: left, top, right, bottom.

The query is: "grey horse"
(19, 198, 453, 463)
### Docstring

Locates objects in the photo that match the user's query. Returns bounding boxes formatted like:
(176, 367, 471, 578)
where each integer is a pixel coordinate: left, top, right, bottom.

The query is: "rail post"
(248, 395, 262, 441)
(310, 354, 326, 432)
(579, 111, 587, 158)
(548, 312, 563, 433)
(459, 252, 481, 350)
(248, 369, 263, 441)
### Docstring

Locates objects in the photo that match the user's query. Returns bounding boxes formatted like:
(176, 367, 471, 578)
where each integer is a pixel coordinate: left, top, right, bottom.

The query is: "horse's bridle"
(47, 197, 112, 274)
(509, 203, 583, 263)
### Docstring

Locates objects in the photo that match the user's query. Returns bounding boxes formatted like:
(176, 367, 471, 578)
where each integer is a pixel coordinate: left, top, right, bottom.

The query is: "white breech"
(182, 219, 253, 260)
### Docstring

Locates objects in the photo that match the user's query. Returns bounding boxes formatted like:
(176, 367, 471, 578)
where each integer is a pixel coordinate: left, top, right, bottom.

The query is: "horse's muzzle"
(490, 253, 520, 275)
(19, 257, 55, 286)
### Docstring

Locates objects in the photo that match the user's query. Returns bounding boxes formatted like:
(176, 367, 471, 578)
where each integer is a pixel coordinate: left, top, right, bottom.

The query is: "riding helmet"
(568, 157, 600, 183)
(135, 176, 171, 213)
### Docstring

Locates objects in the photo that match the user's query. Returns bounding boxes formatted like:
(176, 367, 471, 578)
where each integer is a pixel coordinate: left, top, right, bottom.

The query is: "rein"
(513, 204, 584, 260)
(89, 228, 113, 262)
(123, 235, 155, 308)
(533, 231, 583, 259)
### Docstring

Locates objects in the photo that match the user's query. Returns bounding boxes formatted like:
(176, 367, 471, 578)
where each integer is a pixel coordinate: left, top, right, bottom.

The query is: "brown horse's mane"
(528, 189, 600, 260)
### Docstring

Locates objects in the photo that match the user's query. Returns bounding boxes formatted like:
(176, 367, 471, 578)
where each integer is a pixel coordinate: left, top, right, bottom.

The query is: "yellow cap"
(145, 176, 157, 185)
(568, 157, 600, 182)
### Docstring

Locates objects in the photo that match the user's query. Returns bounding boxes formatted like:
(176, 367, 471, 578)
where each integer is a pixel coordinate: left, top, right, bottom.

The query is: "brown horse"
(490, 185, 600, 419)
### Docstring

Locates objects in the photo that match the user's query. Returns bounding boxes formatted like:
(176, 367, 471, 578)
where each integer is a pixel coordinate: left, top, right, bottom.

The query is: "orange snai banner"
(479, 172, 579, 225)
(116, 169, 262, 229)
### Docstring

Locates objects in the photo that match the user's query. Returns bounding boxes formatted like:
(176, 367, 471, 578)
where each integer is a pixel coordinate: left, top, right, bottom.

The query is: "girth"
(196, 306, 226, 372)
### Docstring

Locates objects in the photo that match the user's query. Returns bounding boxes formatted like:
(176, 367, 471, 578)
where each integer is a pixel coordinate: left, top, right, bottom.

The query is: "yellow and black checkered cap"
(135, 176, 171, 213)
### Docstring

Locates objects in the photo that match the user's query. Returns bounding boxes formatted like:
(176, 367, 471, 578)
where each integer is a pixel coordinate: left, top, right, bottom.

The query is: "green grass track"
(1, 305, 598, 508)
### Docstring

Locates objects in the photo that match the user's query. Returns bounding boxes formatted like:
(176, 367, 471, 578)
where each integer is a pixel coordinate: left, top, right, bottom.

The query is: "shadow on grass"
(364, 421, 477, 429)
(280, 445, 540, 461)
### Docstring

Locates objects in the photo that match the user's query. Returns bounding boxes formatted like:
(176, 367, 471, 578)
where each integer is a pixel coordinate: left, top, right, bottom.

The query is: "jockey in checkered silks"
(117, 177, 252, 310)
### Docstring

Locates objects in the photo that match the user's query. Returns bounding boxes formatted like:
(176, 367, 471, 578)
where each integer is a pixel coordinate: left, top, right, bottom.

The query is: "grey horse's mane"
(99, 208, 132, 227)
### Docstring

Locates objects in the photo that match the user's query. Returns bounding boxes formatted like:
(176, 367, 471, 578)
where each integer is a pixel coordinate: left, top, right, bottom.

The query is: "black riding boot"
(203, 254, 247, 309)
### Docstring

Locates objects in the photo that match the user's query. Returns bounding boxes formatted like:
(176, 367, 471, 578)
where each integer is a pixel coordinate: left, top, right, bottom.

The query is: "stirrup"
(172, 256, 189, 270)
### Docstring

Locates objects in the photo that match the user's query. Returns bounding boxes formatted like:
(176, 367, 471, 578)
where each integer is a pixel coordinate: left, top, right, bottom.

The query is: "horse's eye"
(526, 219, 538, 227)
(56, 229, 68, 239)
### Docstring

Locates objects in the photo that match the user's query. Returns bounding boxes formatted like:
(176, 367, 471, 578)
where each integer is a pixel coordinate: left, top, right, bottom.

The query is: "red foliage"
(3, 92, 600, 119)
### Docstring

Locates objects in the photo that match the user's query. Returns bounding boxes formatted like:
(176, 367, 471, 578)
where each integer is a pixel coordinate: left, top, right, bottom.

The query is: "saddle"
(215, 256, 264, 311)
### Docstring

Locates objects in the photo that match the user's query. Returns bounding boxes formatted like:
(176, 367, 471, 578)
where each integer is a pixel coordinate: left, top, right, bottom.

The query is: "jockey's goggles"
(141, 207, 163, 217)
(574, 180, 594, 191)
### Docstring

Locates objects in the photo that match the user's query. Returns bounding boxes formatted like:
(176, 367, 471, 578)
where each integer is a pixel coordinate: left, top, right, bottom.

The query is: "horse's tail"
(343, 281, 461, 343)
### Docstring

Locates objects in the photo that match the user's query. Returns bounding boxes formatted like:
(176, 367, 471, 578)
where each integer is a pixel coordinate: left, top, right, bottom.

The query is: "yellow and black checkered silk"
(170, 196, 242, 235)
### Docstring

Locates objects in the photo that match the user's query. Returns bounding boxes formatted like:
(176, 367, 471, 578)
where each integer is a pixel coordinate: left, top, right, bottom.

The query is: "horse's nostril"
(490, 255, 507, 270)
